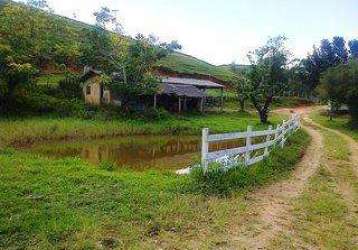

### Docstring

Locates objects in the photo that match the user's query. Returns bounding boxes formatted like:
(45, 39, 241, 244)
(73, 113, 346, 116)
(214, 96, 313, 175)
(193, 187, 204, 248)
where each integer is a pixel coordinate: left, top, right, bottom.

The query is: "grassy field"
(0, 128, 310, 249)
(310, 109, 358, 141)
(271, 126, 357, 249)
(0, 110, 310, 249)
(0, 111, 287, 148)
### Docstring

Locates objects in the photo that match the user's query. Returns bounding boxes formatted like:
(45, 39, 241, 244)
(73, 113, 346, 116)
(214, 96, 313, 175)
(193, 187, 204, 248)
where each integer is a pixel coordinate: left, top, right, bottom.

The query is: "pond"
(23, 135, 247, 171)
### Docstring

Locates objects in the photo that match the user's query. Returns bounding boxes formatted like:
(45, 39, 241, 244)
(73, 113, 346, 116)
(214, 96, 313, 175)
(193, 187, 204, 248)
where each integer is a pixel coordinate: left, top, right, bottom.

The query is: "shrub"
(58, 73, 83, 99)
(0, 87, 85, 117)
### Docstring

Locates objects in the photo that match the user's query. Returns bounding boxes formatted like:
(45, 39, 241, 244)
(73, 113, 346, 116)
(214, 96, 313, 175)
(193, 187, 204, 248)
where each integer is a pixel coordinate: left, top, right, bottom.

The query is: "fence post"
(281, 120, 287, 148)
(245, 125, 253, 165)
(274, 124, 280, 144)
(201, 128, 209, 173)
(264, 125, 273, 156)
(297, 114, 301, 129)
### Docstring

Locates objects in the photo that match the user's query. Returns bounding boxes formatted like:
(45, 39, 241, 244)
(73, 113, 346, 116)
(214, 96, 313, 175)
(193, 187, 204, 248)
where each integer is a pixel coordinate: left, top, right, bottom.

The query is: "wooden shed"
(82, 67, 225, 112)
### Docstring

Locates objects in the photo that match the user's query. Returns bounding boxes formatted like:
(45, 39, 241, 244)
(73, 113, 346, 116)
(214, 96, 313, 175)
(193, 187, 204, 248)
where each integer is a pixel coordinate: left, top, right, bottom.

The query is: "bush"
(0, 89, 85, 117)
(58, 73, 83, 99)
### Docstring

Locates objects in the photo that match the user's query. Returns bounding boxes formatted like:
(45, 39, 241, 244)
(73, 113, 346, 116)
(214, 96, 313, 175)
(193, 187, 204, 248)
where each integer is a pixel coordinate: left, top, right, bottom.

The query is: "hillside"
(0, 0, 237, 84)
(156, 53, 238, 83)
(219, 64, 252, 74)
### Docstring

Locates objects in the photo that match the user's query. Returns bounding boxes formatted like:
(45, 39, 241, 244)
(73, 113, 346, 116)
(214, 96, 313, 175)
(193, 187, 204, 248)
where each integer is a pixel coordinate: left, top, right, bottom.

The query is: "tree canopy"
(320, 60, 358, 127)
(246, 35, 291, 123)
(298, 37, 356, 93)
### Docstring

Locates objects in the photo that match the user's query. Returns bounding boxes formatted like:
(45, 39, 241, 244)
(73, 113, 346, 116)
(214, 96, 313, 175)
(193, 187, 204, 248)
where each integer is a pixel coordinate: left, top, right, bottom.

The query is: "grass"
(35, 74, 66, 86)
(156, 53, 237, 83)
(190, 130, 311, 195)
(271, 126, 357, 249)
(272, 97, 315, 109)
(0, 127, 310, 249)
(0, 111, 287, 148)
(310, 109, 358, 141)
(0, 108, 310, 249)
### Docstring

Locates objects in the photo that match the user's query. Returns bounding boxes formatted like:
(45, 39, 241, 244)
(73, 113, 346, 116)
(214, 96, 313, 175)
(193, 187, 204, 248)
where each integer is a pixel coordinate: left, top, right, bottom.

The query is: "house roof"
(159, 83, 205, 98)
(162, 77, 224, 89)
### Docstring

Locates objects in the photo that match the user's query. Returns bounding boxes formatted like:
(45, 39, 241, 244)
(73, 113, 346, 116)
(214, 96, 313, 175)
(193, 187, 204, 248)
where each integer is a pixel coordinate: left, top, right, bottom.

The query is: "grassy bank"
(0, 128, 309, 249)
(310, 109, 358, 141)
(0, 111, 286, 147)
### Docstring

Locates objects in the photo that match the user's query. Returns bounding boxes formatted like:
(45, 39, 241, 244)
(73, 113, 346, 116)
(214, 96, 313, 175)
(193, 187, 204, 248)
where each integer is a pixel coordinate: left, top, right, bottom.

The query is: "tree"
(80, 27, 118, 72)
(246, 36, 291, 123)
(233, 77, 250, 112)
(109, 35, 169, 110)
(94, 7, 123, 34)
(0, 3, 80, 67)
(82, 10, 169, 111)
(332, 36, 349, 64)
(160, 40, 183, 52)
(349, 39, 358, 59)
(229, 63, 249, 111)
(320, 60, 358, 127)
(0, 43, 37, 108)
(26, 0, 52, 11)
(298, 37, 350, 94)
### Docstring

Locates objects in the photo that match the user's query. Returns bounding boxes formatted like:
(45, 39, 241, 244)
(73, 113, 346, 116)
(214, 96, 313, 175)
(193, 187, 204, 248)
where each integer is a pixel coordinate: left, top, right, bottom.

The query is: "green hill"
(0, 0, 238, 84)
(156, 53, 238, 83)
(218, 64, 252, 74)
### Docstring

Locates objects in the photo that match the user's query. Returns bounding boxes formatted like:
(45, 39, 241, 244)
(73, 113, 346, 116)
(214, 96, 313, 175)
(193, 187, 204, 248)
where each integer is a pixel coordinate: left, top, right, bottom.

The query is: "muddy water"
(24, 135, 247, 171)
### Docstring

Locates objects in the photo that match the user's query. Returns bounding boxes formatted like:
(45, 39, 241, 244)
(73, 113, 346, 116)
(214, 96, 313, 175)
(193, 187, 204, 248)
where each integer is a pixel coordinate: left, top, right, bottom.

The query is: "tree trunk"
(239, 98, 245, 111)
(259, 109, 268, 123)
(348, 101, 358, 128)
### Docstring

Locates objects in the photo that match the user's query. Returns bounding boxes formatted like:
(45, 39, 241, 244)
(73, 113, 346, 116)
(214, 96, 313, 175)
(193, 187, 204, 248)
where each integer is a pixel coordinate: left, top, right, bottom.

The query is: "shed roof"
(159, 83, 205, 98)
(162, 77, 224, 89)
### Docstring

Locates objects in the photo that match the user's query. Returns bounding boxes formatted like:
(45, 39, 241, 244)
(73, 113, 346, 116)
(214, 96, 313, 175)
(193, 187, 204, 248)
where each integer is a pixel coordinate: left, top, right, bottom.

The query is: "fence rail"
(201, 113, 301, 172)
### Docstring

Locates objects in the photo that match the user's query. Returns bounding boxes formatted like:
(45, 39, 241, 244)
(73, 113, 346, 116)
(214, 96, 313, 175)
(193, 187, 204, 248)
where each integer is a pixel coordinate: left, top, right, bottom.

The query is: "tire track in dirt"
(304, 113, 358, 219)
(229, 108, 323, 250)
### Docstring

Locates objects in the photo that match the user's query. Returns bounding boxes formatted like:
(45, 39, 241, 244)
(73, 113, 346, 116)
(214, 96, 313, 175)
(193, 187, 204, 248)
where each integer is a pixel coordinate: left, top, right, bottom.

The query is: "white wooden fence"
(201, 113, 301, 172)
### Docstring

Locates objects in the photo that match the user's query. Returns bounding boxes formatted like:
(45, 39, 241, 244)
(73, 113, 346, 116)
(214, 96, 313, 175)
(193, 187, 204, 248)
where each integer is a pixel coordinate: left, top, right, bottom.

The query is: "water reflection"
(24, 135, 248, 171)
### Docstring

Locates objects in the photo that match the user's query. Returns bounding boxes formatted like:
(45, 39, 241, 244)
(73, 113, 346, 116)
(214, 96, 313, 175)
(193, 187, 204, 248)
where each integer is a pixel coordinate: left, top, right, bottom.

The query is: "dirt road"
(227, 107, 358, 249)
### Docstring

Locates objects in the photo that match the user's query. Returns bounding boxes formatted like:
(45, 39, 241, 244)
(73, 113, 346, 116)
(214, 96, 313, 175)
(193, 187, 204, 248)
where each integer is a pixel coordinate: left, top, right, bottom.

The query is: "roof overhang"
(162, 77, 224, 89)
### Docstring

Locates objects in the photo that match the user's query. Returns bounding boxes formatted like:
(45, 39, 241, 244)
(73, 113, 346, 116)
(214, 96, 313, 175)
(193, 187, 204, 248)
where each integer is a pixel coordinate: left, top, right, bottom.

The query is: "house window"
(86, 85, 91, 95)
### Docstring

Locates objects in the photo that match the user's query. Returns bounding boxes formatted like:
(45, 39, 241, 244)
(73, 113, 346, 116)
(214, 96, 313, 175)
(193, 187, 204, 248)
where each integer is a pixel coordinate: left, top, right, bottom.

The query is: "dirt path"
(229, 107, 324, 249)
(304, 110, 358, 217)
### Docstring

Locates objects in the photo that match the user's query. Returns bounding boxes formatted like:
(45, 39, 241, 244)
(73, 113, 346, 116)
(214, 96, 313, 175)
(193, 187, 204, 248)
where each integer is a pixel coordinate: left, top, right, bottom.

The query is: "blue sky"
(20, 0, 358, 65)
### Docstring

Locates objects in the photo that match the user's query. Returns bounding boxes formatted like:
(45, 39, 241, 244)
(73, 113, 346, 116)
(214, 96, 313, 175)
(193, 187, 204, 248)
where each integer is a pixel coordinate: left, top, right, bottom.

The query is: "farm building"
(82, 67, 224, 113)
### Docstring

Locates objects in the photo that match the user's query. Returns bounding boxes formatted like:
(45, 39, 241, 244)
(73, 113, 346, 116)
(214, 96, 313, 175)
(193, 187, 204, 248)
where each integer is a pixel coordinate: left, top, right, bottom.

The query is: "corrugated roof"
(159, 83, 205, 98)
(162, 77, 224, 89)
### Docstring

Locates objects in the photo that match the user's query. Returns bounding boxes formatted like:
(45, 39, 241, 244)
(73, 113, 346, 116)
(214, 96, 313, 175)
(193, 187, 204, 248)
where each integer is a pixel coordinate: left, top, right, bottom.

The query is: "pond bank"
(0, 111, 286, 148)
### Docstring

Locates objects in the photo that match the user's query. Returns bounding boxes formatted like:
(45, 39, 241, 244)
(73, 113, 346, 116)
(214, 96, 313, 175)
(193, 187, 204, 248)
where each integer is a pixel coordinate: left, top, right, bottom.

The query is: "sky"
(19, 0, 358, 65)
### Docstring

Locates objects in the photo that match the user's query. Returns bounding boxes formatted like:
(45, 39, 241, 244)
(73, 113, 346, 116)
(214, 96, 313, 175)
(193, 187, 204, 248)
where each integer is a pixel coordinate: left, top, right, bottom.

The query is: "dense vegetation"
(320, 60, 358, 127)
